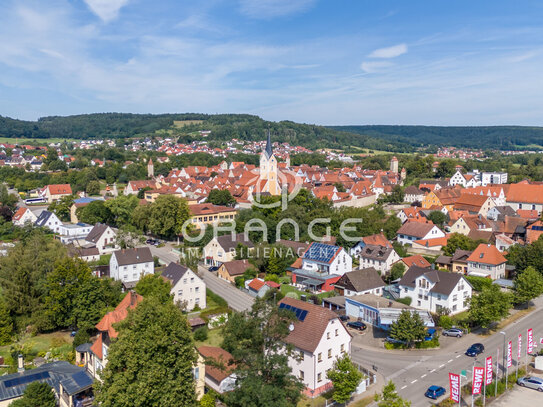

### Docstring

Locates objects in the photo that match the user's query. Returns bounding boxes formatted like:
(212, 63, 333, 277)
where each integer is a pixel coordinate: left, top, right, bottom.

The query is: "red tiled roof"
(401, 255, 431, 268)
(198, 346, 235, 383)
(46, 184, 72, 195)
(248, 279, 265, 291)
(467, 244, 507, 266)
(95, 291, 143, 338)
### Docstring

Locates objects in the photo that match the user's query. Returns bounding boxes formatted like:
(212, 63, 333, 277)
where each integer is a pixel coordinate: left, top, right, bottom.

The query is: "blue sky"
(1, 0, 543, 125)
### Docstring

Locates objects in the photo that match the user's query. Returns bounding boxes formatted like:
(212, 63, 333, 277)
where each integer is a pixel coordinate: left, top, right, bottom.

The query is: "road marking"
(448, 359, 453, 363)
(439, 364, 445, 368)
(456, 355, 462, 358)
(411, 379, 417, 384)
(430, 369, 436, 373)
(401, 385, 407, 390)
(421, 374, 427, 378)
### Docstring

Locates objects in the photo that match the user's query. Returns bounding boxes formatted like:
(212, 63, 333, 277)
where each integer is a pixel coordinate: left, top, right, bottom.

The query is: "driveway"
(492, 379, 543, 406)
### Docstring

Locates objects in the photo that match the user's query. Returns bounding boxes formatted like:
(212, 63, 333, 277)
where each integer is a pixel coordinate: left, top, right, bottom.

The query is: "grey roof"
(404, 185, 424, 195)
(34, 210, 55, 227)
(0, 361, 93, 402)
(113, 247, 153, 266)
(85, 223, 109, 244)
(216, 233, 254, 252)
(322, 296, 346, 308)
(492, 206, 517, 217)
(399, 265, 463, 296)
(161, 262, 190, 286)
(75, 343, 92, 352)
(264, 130, 273, 159)
(451, 249, 473, 262)
(435, 255, 452, 265)
(359, 244, 396, 261)
(302, 242, 342, 264)
(334, 267, 385, 292)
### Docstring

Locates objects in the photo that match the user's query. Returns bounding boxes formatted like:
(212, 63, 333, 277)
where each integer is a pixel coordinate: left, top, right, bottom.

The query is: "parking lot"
(492, 382, 543, 406)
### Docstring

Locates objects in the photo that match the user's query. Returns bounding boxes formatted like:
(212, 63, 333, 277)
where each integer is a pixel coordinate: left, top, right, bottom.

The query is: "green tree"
(131, 204, 152, 232)
(77, 200, 113, 225)
(48, 194, 75, 222)
(374, 380, 411, 407)
(435, 160, 456, 178)
(513, 266, 543, 307)
(465, 275, 492, 292)
(105, 194, 139, 226)
(0, 298, 13, 345)
(11, 382, 56, 407)
(506, 236, 543, 275)
(148, 195, 191, 239)
(383, 215, 402, 240)
(326, 354, 363, 403)
(43, 257, 93, 329)
(467, 284, 511, 329)
(442, 233, 480, 256)
(388, 185, 405, 204)
(266, 248, 282, 275)
(206, 189, 236, 207)
(389, 310, 426, 348)
(115, 225, 144, 249)
(222, 298, 304, 407)
(86, 180, 101, 196)
(200, 393, 216, 407)
(96, 297, 197, 407)
(0, 184, 18, 212)
(73, 277, 123, 330)
(135, 274, 173, 304)
(389, 262, 406, 282)
(427, 211, 446, 227)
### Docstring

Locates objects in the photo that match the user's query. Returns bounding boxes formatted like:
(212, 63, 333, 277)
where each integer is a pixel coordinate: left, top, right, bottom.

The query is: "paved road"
(148, 245, 254, 312)
(352, 296, 543, 407)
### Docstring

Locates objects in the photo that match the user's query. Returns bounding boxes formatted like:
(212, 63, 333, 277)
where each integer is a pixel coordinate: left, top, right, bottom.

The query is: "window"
(340, 344, 345, 353)
(193, 367, 199, 380)
(417, 300, 421, 306)
(437, 294, 441, 300)
(318, 353, 322, 362)
(195, 298, 200, 304)
(328, 349, 332, 359)
(191, 277, 195, 283)
(299, 371, 304, 380)
(123, 275, 128, 279)
(335, 329, 338, 337)
(452, 304, 457, 311)
(453, 295, 458, 302)
(195, 287, 199, 293)
(183, 278, 187, 284)
(317, 373, 322, 382)
(299, 351, 304, 361)
(178, 290, 183, 296)
(327, 332, 330, 339)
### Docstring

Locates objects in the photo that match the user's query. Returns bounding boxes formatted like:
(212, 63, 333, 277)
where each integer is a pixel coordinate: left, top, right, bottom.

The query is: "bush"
(466, 276, 492, 292)
(396, 297, 412, 306)
(72, 328, 91, 349)
(193, 326, 209, 341)
(439, 315, 453, 330)
(415, 336, 439, 349)
(206, 289, 228, 307)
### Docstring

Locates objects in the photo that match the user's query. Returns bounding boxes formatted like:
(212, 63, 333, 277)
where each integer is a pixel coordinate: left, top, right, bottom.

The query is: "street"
(351, 296, 543, 407)
(148, 244, 254, 312)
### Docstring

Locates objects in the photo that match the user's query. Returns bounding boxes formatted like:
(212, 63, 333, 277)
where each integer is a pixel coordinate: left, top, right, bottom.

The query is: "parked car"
(517, 376, 543, 391)
(346, 321, 367, 331)
(386, 336, 407, 345)
(146, 238, 158, 246)
(443, 328, 464, 338)
(339, 315, 349, 321)
(425, 385, 446, 399)
(466, 343, 485, 357)
(208, 266, 219, 272)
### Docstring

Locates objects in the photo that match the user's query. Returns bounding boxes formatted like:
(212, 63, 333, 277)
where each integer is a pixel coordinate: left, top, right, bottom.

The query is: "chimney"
(17, 354, 24, 372)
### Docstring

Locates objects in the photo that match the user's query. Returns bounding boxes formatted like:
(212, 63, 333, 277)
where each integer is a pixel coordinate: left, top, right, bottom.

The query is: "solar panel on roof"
(279, 303, 309, 322)
(72, 371, 92, 388)
(4, 371, 50, 388)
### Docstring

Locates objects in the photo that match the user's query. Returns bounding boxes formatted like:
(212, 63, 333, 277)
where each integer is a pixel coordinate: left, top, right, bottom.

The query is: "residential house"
(40, 184, 73, 203)
(278, 297, 352, 397)
(34, 210, 62, 233)
(449, 215, 492, 236)
(495, 234, 516, 252)
(197, 346, 236, 394)
(123, 180, 159, 195)
(487, 206, 517, 221)
(397, 207, 427, 224)
(344, 293, 435, 330)
(11, 207, 37, 226)
(109, 247, 154, 288)
(161, 262, 206, 311)
(333, 267, 385, 296)
(525, 221, 543, 245)
(398, 266, 472, 314)
(422, 188, 462, 211)
(85, 223, 117, 254)
(349, 232, 391, 257)
(411, 235, 450, 253)
(70, 197, 104, 223)
(246, 278, 280, 297)
(404, 185, 425, 203)
(69, 246, 100, 262)
(57, 223, 93, 244)
(435, 249, 472, 274)
(217, 259, 251, 283)
(466, 244, 507, 279)
(396, 221, 445, 245)
(358, 244, 401, 275)
(481, 172, 508, 186)
(505, 183, 543, 215)
(399, 255, 431, 269)
(203, 233, 254, 267)
(454, 194, 496, 217)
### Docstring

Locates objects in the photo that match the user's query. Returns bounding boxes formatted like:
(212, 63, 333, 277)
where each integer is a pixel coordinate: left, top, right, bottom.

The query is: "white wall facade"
(170, 268, 207, 311)
(359, 251, 400, 275)
(109, 255, 154, 283)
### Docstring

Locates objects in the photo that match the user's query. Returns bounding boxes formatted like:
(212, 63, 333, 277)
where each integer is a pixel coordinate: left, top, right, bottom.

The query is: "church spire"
(264, 128, 273, 159)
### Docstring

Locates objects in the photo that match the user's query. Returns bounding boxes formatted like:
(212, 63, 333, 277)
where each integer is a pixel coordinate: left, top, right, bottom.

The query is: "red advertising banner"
(518, 334, 522, 359)
(528, 328, 534, 354)
(472, 366, 484, 395)
(449, 373, 460, 402)
(507, 341, 513, 368)
(485, 356, 493, 385)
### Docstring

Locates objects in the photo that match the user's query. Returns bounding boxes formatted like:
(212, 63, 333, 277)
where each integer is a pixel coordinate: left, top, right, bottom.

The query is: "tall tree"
(389, 262, 406, 282)
(467, 284, 511, 329)
(206, 189, 236, 207)
(96, 297, 197, 407)
(135, 274, 173, 304)
(513, 266, 543, 307)
(442, 233, 481, 256)
(48, 194, 75, 222)
(389, 310, 426, 347)
(427, 211, 447, 227)
(374, 381, 411, 407)
(222, 299, 304, 407)
(105, 194, 139, 226)
(0, 298, 13, 345)
(11, 382, 56, 407)
(76, 200, 113, 225)
(148, 195, 191, 239)
(73, 277, 124, 330)
(326, 354, 363, 403)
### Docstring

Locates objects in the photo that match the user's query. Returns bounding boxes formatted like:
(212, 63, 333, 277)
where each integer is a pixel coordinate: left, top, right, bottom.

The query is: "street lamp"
(499, 332, 506, 380)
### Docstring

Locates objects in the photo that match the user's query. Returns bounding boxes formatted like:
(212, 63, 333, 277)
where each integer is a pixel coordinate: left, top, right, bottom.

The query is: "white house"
(301, 242, 352, 276)
(333, 267, 386, 296)
(58, 223, 93, 244)
(203, 233, 254, 267)
(396, 221, 445, 245)
(481, 172, 508, 186)
(358, 245, 401, 275)
(466, 244, 507, 280)
(161, 262, 206, 311)
(12, 207, 37, 226)
(109, 247, 154, 287)
(398, 266, 472, 314)
(34, 210, 62, 233)
(404, 185, 425, 203)
(279, 297, 352, 397)
(85, 223, 117, 254)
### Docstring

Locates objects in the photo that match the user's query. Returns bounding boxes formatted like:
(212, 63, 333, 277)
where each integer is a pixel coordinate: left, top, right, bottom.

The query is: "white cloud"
(84, 0, 129, 22)
(368, 43, 408, 59)
(360, 61, 392, 73)
(238, 0, 316, 19)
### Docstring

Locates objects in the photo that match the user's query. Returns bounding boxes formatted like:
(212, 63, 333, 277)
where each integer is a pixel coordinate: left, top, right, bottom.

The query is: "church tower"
(390, 156, 399, 174)
(259, 130, 280, 195)
(147, 158, 154, 178)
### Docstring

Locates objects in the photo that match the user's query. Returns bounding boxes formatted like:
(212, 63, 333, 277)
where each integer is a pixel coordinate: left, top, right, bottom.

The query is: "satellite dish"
(289, 323, 295, 331)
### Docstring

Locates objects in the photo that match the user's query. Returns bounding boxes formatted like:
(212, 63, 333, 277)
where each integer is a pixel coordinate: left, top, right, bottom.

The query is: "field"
(0, 136, 78, 145)
(173, 120, 204, 128)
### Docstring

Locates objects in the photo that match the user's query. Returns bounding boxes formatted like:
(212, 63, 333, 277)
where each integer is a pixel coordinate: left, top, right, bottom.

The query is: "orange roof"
(198, 346, 235, 383)
(248, 279, 265, 291)
(190, 203, 236, 216)
(12, 207, 27, 221)
(467, 244, 507, 266)
(363, 233, 392, 248)
(90, 331, 103, 359)
(517, 209, 539, 219)
(95, 291, 143, 338)
(46, 184, 72, 195)
(413, 234, 450, 247)
(401, 255, 431, 268)
(290, 257, 303, 269)
(506, 183, 543, 204)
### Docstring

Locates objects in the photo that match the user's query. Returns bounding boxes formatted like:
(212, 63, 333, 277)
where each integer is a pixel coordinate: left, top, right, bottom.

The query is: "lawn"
(0, 137, 78, 145)
(280, 284, 336, 300)
(194, 328, 223, 348)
